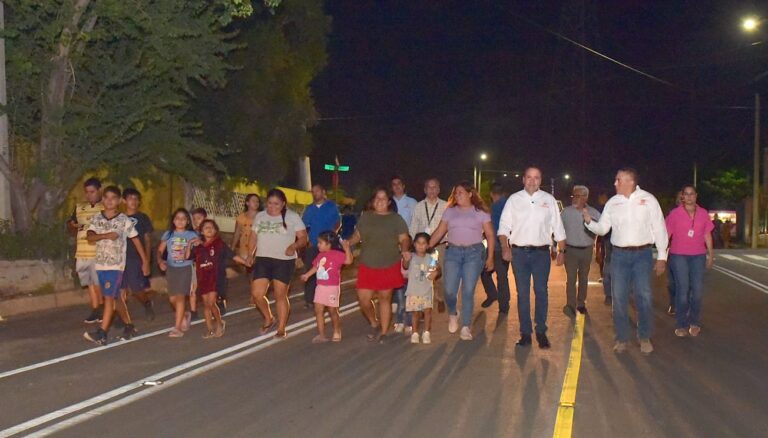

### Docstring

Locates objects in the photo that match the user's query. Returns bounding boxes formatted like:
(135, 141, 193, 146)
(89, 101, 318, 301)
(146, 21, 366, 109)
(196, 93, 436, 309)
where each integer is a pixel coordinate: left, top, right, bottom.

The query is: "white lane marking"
(745, 254, 768, 261)
(1, 301, 361, 438)
(717, 256, 768, 271)
(0, 279, 357, 380)
(719, 254, 741, 260)
(712, 266, 768, 295)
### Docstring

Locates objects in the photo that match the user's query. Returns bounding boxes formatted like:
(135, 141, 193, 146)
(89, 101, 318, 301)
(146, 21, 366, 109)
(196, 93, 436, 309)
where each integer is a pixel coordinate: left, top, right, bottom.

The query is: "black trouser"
(480, 247, 511, 311)
(303, 245, 320, 304)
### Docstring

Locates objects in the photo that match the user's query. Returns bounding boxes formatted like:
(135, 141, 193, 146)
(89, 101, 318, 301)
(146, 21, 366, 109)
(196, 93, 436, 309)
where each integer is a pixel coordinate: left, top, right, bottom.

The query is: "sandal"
(274, 331, 288, 339)
(214, 320, 226, 338)
(259, 319, 276, 335)
(332, 332, 342, 342)
(168, 328, 184, 338)
(202, 331, 216, 339)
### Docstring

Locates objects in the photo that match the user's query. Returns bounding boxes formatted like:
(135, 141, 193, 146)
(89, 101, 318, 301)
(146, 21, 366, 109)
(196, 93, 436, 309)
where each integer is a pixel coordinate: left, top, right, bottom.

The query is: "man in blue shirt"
(391, 175, 417, 333)
(480, 182, 511, 314)
(302, 184, 340, 307)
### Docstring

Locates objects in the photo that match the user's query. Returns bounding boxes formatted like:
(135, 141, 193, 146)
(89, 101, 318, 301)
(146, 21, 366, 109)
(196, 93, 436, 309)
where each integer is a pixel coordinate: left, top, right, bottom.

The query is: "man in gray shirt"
(561, 185, 601, 316)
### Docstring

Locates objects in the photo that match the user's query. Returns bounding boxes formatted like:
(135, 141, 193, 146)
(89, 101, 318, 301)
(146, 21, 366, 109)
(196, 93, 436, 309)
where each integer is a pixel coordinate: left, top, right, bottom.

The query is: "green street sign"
(324, 164, 336, 170)
(338, 165, 350, 171)
(324, 164, 350, 171)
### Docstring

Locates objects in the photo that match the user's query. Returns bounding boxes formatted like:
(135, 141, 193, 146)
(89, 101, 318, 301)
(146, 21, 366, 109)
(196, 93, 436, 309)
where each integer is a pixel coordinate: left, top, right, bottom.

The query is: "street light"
(742, 16, 761, 32)
(474, 152, 488, 193)
(741, 16, 763, 247)
(550, 173, 571, 199)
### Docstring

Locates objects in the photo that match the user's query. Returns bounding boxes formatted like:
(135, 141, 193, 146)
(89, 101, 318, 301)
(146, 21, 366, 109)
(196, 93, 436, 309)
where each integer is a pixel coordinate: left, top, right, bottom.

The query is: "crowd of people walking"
(69, 166, 716, 355)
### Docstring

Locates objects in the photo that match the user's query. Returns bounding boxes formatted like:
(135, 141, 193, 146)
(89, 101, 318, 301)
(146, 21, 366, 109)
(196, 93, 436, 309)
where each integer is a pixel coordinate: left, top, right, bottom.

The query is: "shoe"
(459, 326, 473, 341)
(421, 331, 431, 344)
(639, 339, 654, 355)
(303, 302, 313, 310)
(83, 328, 108, 345)
(410, 332, 420, 344)
(394, 323, 404, 333)
(675, 328, 688, 337)
(481, 296, 497, 308)
(613, 341, 627, 353)
(563, 305, 576, 317)
(689, 325, 701, 337)
(667, 305, 676, 316)
(404, 326, 413, 335)
(117, 324, 138, 341)
(377, 334, 387, 344)
(448, 314, 459, 333)
(604, 296, 612, 306)
(437, 301, 446, 313)
(181, 311, 192, 332)
(576, 306, 587, 315)
(217, 299, 227, 316)
(536, 332, 551, 349)
(168, 328, 184, 338)
(516, 334, 532, 346)
(498, 306, 509, 315)
(215, 320, 226, 338)
(274, 331, 288, 340)
(143, 300, 155, 321)
(83, 310, 102, 324)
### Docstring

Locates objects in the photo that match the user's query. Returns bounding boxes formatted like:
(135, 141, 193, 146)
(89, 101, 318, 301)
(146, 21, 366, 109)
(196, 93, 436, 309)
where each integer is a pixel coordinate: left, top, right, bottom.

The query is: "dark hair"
(411, 232, 433, 253)
(168, 208, 193, 233)
(103, 185, 121, 198)
(243, 193, 262, 212)
(447, 180, 489, 212)
(312, 183, 326, 192)
(122, 187, 141, 200)
(365, 186, 397, 212)
(190, 207, 207, 217)
(84, 177, 101, 190)
(267, 188, 289, 229)
(680, 184, 696, 194)
(317, 230, 344, 252)
(490, 182, 504, 195)
(618, 167, 639, 184)
(199, 219, 220, 241)
(390, 175, 405, 185)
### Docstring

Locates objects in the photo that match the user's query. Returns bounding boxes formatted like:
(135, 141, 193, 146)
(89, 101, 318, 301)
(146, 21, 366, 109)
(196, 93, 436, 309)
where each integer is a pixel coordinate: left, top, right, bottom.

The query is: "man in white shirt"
(498, 167, 566, 349)
(409, 178, 448, 312)
(582, 168, 668, 355)
(391, 176, 418, 332)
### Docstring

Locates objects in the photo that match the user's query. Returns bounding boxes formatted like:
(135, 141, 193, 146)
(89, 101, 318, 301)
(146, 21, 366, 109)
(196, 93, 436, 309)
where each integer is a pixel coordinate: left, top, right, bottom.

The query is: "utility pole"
(752, 93, 760, 249)
(0, 1, 11, 221)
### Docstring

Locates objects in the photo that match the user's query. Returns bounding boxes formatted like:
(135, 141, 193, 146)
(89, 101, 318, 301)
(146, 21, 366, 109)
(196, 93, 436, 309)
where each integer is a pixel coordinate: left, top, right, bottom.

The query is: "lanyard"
(425, 201, 439, 226)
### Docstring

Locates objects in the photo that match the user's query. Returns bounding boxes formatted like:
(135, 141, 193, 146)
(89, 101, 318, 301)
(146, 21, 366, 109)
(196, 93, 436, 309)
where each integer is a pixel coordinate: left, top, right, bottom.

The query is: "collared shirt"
(489, 196, 507, 246)
(562, 205, 600, 247)
(584, 186, 669, 261)
(302, 200, 340, 246)
(498, 189, 566, 246)
(665, 205, 714, 256)
(394, 194, 418, 226)
(409, 197, 447, 238)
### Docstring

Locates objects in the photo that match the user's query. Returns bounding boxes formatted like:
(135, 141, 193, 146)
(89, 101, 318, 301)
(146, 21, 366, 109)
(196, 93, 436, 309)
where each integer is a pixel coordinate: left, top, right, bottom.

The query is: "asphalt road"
(0, 250, 766, 437)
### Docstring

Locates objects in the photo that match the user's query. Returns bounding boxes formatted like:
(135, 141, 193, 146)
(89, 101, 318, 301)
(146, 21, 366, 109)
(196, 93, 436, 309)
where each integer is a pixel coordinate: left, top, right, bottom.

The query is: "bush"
(0, 221, 71, 261)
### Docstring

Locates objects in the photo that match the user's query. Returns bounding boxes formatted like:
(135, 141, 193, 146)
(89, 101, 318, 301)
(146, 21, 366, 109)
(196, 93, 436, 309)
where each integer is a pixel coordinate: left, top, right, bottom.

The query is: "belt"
(613, 244, 652, 251)
(511, 245, 550, 251)
(566, 244, 591, 249)
(446, 242, 483, 248)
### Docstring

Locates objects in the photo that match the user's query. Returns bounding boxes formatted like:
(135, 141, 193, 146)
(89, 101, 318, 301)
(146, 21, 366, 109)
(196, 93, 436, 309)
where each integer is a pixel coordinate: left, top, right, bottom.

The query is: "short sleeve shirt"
(405, 253, 434, 298)
(193, 238, 235, 292)
(441, 206, 491, 246)
(126, 212, 153, 264)
(87, 212, 138, 271)
(161, 230, 199, 267)
(357, 212, 409, 268)
(666, 205, 714, 256)
(72, 202, 104, 259)
(252, 210, 306, 260)
(312, 250, 347, 286)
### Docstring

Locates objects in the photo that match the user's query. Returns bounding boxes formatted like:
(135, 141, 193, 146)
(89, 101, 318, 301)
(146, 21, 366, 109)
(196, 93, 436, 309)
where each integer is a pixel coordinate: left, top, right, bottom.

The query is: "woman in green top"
(348, 187, 411, 343)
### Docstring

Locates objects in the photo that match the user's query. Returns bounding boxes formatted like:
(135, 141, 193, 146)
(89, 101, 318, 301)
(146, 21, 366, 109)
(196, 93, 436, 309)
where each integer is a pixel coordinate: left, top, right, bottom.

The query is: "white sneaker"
(404, 326, 413, 335)
(459, 326, 473, 341)
(410, 332, 420, 344)
(394, 323, 404, 333)
(639, 339, 654, 355)
(422, 331, 431, 344)
(448, 314, 459, 333)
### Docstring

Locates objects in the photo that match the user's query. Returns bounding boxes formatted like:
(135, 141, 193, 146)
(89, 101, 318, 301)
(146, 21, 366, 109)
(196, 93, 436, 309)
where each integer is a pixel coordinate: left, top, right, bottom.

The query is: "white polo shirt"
(498, 189, 566, 246)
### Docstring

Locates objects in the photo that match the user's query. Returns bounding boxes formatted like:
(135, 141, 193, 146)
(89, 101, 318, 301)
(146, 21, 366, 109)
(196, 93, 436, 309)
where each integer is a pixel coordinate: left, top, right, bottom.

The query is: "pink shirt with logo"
(665, 205, 714, 256)
(312, 249, 347, 287)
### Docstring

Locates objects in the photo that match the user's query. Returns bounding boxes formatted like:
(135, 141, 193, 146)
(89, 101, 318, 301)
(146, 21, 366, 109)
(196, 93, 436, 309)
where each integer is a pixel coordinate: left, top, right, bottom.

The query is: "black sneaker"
(117, 324, 138, 341)
(83, 310, 102, 324)
(84, 328, 108, 346)
(563, 305, 576, 317)
(536, 332, 551, 349)
(217, 299, 227, 316)
(498, 306, 509, 315)
(576, 306, 587, 315)
(481, 296, 498, 308)
(667, 305, 676, 316)
(604, 296, 612, 305)
(516, 334, 532, 347)
(144, 300, 155, 321)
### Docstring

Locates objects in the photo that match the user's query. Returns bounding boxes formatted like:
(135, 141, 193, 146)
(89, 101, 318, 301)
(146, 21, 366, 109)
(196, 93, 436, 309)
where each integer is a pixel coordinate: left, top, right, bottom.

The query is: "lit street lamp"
(742, 15, 763, 247)
(550, 173, 571, 199)
(742, 16, 761, 32)
(474, 152, 488, 194)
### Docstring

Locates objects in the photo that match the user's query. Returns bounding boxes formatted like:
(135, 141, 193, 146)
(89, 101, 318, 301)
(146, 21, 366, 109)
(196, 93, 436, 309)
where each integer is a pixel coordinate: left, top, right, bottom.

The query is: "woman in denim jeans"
(665, 184, 714, 337)
(429, 181, 495, 341)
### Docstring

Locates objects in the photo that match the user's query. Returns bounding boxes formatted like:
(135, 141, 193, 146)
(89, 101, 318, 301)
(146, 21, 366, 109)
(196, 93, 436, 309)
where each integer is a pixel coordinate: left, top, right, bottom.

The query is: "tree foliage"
(699, 168, 751, 210)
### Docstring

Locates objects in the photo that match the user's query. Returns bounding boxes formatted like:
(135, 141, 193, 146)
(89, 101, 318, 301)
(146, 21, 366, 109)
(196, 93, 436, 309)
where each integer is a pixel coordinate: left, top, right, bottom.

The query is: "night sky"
(308, 1, 768, 202)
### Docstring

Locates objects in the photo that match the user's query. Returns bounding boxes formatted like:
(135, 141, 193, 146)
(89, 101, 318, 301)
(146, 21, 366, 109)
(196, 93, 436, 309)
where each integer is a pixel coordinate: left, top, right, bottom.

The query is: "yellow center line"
(553, 312, 586, 438)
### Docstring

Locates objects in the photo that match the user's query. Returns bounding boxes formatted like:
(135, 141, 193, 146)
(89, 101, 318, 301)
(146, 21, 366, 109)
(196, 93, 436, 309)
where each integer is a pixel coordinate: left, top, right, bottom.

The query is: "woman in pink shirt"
(665, 185, 714, 337)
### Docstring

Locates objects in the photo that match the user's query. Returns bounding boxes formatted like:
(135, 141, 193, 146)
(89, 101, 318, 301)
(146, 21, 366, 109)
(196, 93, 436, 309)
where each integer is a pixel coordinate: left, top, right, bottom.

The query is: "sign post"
(324, 156, 350, 203)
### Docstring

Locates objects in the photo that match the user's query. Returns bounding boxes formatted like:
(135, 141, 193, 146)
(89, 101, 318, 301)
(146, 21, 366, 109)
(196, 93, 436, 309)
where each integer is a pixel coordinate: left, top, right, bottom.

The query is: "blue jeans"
(394, 286, 412, 325)
(510, 248, 551, 335)
(667, 260, 677, 308)
(611, 248, 654, 342)
(669, 254, 706, 328)
(443, 244, 485, 327)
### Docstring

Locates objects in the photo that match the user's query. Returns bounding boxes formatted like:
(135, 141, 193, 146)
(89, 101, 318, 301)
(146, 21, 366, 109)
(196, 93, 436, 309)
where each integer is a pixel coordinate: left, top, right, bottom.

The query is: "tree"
(196, 0, 330, 185)
(699, 168, 751, 210)
(0, 0, 277, 231)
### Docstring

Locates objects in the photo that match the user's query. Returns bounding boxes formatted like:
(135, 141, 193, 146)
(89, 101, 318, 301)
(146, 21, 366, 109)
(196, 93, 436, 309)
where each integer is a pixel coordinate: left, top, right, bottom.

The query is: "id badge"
(425, 227, 431, 234)
(687, 229, 694, 238)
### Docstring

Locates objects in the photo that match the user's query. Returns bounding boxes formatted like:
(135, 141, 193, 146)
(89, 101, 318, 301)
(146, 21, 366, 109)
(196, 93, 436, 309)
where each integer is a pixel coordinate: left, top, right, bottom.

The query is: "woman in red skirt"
(348, 187, 411, 343)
